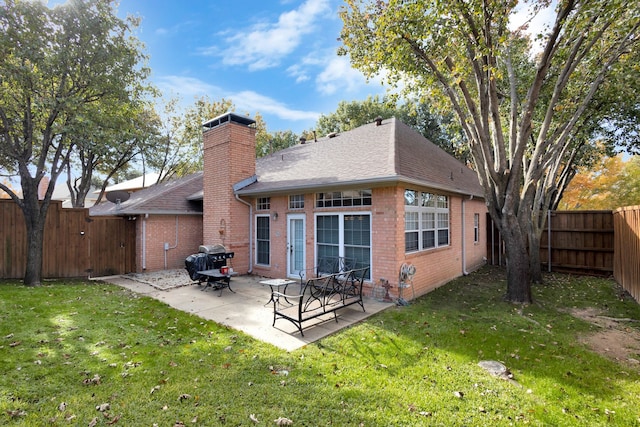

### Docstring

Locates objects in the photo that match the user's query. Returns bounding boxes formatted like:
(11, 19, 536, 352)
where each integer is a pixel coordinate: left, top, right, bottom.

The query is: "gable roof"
(89, 172, 203, 216)
(236, 117, 484, 198)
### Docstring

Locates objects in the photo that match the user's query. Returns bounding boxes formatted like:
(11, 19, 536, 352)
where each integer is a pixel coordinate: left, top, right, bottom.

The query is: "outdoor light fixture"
(272, 212, 278, 221)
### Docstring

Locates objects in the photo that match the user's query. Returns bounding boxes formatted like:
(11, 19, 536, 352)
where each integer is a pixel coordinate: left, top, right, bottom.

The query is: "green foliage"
(339, 0, 640, 300)
(0, 0, 153, 283)
(1, 267, 639, 425)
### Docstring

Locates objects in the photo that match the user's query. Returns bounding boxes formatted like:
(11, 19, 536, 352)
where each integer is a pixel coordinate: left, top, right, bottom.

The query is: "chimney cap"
(203, 112, 256, 129)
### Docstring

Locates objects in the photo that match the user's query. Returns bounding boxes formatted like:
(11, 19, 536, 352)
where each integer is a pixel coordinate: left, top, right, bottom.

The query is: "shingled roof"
(236, 117, 483, 198)
(89, 172, 203, 216)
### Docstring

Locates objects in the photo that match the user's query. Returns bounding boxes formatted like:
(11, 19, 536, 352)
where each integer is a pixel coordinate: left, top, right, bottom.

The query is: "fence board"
(613, 206, 640, 303)
(487, 210, 614, 275)
(0, 200, 135, 279)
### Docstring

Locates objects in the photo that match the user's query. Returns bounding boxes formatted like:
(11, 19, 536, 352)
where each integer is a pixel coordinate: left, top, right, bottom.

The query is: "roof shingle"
(236, 117, 483, 197)
(89, 173, 203, 216)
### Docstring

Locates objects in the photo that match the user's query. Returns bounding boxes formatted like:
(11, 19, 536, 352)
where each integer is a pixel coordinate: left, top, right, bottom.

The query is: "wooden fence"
(613, 206, 640, 303)
(487, 210, 614, 275)
(1, 199, 136, 279)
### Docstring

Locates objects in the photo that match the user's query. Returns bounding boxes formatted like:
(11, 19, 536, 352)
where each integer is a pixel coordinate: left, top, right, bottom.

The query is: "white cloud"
(315, 56, 376, 96)
(211, 0, 332, 71)
(156, 75, 220, 99)
(232, 90, 320, 121)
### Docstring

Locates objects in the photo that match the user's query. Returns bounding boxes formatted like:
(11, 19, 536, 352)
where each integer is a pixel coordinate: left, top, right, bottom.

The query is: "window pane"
(405, 212, 419, 231)
(438, 229, 449, 246)
(422, 212, 435, 229)
(437, 212, 449, 228)
(405, 232, 418, 252)
(423, 230, 435, 248)
(256, 216, 270, 265)
(316, 215, 339, 244)
(344, 215, 370, 246)
(422, 192, 435, 207)
(404, 189, 418, 206)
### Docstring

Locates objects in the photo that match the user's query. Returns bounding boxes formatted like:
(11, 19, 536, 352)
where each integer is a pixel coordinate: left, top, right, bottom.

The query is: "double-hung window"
(316, 213, 371, 278)
(256, 215, 270, 265)
(405, 190, 450, 252)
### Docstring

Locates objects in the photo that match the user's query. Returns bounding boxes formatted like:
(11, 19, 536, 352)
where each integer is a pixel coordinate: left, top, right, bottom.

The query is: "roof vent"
(328, 132, 337, 138)
(300, 137, 307, 144)
(374, 116, 383, 126)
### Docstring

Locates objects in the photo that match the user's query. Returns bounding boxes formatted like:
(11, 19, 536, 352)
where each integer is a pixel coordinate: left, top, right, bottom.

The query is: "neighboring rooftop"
(90, 173, 203, 216)
(98, 173, 161, 194)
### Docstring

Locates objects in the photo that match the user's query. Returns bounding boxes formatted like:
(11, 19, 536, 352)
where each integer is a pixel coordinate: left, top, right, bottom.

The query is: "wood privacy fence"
(613, 206, 640, 303)
(487, 210, 615, 275)
(1, 200, 135, 279)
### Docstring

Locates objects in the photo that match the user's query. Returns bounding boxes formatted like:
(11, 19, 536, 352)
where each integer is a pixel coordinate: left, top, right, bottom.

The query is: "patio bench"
(272, 267, 369, 336)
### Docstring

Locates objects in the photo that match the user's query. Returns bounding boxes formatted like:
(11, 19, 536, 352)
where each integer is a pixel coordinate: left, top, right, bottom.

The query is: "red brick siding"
(247, 187, 487, 299)
(203, 120, 255, 273)
(135, 214, 203, 272)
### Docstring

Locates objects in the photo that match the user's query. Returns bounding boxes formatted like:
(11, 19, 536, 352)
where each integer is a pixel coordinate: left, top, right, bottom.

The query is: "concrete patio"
(99, 273, 393, 352)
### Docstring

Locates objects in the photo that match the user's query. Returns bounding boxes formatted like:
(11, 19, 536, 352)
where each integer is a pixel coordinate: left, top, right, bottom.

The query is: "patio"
(99, 271, 392, 352)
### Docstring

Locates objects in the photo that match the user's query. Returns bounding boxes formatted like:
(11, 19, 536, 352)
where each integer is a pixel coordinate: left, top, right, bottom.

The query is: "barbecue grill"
(185, 245, 234, 289)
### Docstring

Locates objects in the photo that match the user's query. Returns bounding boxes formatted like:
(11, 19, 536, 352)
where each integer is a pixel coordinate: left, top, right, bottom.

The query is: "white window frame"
(474, 213, 480, 243)
(314, 212, 371, 278)
(405, 190, 450, 253)
(255, 214, 270, 266)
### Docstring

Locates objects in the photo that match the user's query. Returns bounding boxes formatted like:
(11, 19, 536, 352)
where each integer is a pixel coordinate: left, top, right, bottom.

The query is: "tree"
(65, 100, 158, 207)
(256, 129, 301, 157)
(0, 0, 151, 285)
(559, 153, 640, 210)
(340, 0, 640, 303)
(145, 96, 235, 180)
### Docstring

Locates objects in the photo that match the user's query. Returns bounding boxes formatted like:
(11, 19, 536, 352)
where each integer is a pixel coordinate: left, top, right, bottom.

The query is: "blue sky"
(115, 0, 386, 134)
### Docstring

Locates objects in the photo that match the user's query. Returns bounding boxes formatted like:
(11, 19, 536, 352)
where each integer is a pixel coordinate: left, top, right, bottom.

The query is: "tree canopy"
(340, 0, 640, 302)
(0, 0, 152, 285)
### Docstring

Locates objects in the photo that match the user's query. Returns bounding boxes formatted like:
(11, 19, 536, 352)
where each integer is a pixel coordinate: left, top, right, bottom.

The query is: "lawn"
(1, 266, 639, 426)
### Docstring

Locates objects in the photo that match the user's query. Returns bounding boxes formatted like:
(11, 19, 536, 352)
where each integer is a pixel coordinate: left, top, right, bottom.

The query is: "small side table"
(260, 278, 297, 306)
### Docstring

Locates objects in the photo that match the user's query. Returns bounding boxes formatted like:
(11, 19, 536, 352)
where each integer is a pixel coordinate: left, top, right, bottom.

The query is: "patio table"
(260, 278, 297, 305)
(197, 268, 238, 296)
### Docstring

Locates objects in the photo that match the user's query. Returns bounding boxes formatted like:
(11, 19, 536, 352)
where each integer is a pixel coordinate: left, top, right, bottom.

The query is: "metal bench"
(272, 267, 369, 336)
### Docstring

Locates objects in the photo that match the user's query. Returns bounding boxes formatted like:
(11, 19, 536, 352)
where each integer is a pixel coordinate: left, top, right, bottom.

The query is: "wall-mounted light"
(272, 212, 278, 221)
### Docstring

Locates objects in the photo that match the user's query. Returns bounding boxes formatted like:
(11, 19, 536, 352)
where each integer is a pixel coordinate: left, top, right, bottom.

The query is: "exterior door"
(287, 214, 305, 278)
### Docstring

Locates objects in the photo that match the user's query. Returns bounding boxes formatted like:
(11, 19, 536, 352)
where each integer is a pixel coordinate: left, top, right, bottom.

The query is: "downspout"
(461, 195, 473, 275)
(235, 194, 253, 273)
(142, 213, 148, 270)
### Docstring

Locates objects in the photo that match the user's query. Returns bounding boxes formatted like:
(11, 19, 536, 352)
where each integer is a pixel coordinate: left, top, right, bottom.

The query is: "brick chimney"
(202, 113, 256, 273)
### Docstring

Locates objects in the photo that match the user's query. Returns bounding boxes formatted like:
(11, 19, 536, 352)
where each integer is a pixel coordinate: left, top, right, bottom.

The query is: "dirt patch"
(570, 308, 640, 368)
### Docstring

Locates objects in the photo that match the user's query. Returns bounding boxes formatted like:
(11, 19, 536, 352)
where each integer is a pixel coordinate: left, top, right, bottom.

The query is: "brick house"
(90, 172, 203, 272)
(200, 113, 487, 298)
(90, 112, 487, 299)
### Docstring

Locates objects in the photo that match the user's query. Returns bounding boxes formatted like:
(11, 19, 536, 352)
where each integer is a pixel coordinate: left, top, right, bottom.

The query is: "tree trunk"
(528, 231, 543, 283)
(500, 214, 533, 304)
(22, 200, 46, 286)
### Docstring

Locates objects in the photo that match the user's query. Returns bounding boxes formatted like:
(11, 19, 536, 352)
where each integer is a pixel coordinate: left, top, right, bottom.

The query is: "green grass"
(1, 267, 639, 426)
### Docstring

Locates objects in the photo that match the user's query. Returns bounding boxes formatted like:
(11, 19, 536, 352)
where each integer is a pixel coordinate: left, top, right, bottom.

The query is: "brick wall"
(249, 186, 488, 300)
(202, 116, 255, 273)
(135, 214, 203, 272)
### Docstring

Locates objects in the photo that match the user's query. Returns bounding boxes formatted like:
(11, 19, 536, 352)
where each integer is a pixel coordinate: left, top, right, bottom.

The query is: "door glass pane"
(292, 219, 304, 271)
